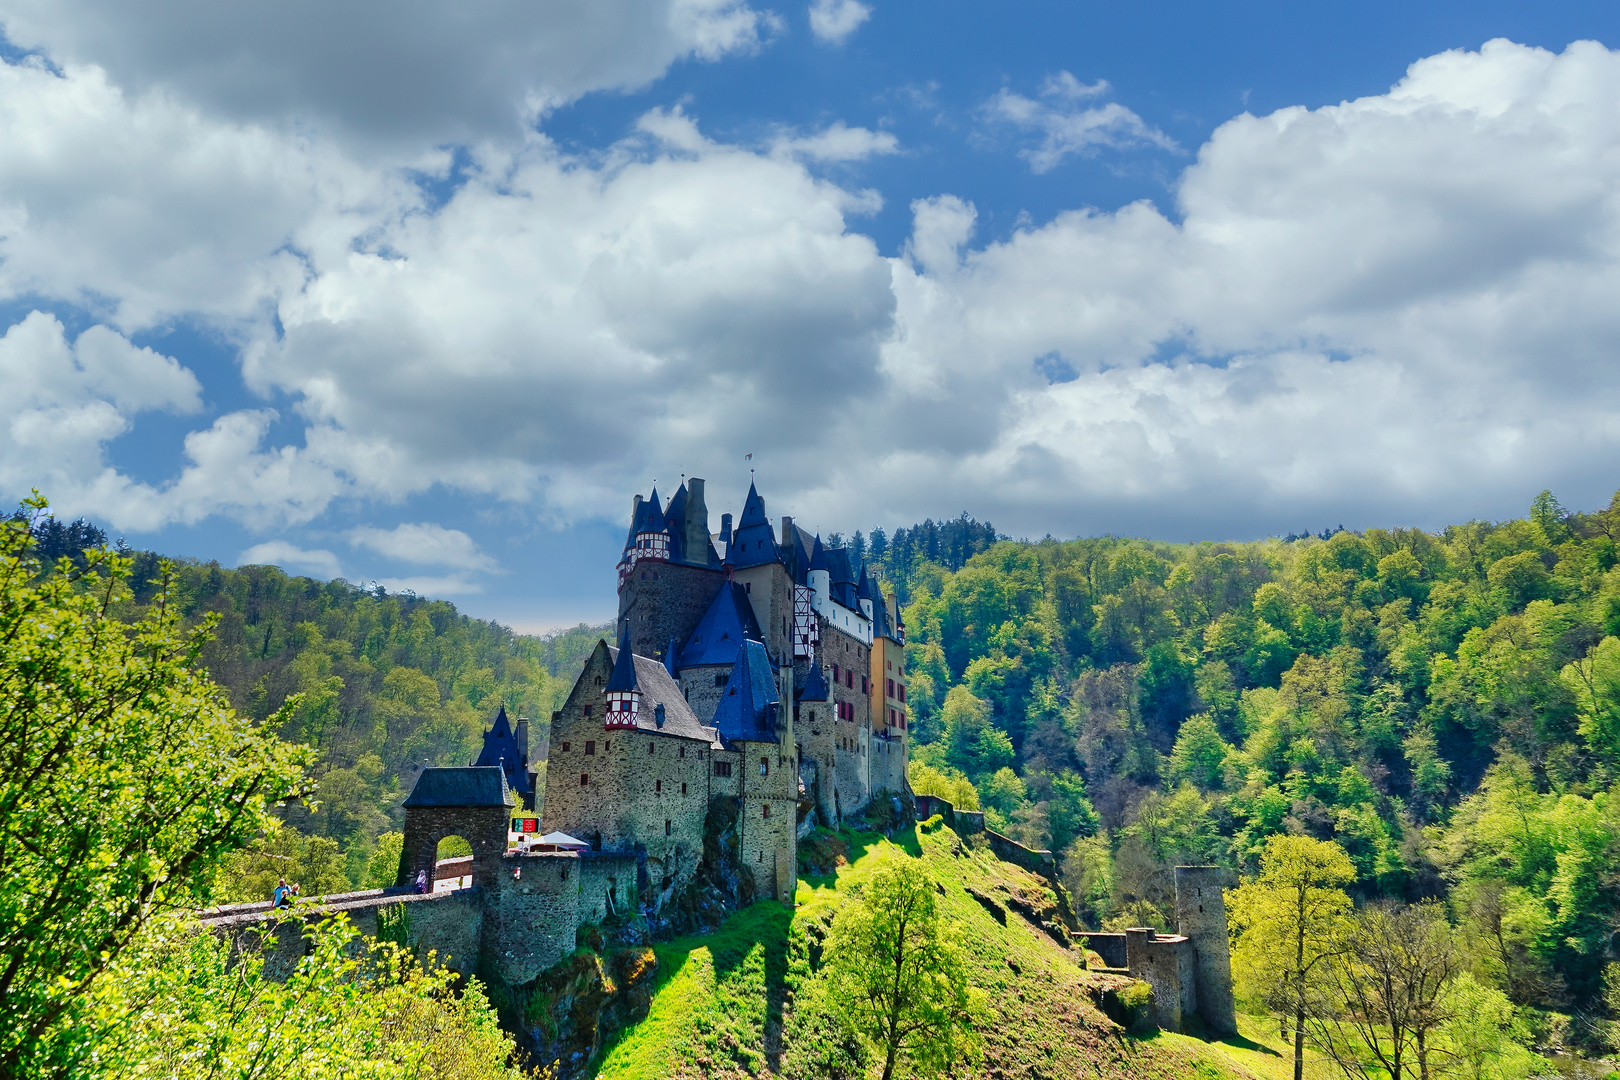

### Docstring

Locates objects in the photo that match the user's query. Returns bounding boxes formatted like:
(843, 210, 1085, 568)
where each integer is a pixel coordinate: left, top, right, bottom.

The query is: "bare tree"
(1306, 902, 1460, 1080)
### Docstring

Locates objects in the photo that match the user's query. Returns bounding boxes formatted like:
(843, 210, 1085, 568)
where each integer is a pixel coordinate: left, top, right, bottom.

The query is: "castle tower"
(617, 480, 725, 659)
(1175, 865, 1236, 1034)
(604, 628, 643, 730)
(713, 639, 797, 904)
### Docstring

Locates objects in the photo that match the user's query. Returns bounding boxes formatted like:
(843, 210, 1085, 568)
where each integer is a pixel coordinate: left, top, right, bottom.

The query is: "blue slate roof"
(630, 486, 667, 536)
(728, 482, 780, 568)
(472, 705, 531, 798)
(606, 626, 640, 692)
(599, 642, 718, 745)
(797, 658, 829, 702)
(404, 766, 514, 808)
(712, 639, 781, 745)
(678, 582, 763, 668)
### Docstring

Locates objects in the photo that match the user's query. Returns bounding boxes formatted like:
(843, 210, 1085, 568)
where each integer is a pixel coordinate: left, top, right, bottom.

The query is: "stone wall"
(824, 622, 872, 820)
(543, 646, 716, 908)
(794, 696, 837, 825)
(1125, 928, 1195, 1032)
(484, 852, 590, 984)
(734, 736, 800, 902)
(398, 804, 510, 889)
(984, 830, 1057, 877)
(619, 559, 724, 661)
(1175, 865, 1236, 1033)
(681, 664, 730, 723)
(1082, 931, 1128, 970)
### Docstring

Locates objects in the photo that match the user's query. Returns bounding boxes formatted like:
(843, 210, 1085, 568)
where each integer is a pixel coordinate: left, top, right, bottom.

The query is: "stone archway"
(397, 767, 514, 890)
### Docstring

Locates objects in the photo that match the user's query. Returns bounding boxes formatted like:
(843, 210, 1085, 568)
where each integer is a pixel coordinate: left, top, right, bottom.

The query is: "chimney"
(686, 478, 710, 563)
(720, 513, 733, 545)
(630, 494, 643, 530)
(781, 516, 793, 548)
(515, 717, 529, 765)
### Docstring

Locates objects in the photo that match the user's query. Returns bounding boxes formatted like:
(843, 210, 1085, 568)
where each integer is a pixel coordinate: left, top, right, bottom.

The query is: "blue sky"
(2, 0, 1620, 630)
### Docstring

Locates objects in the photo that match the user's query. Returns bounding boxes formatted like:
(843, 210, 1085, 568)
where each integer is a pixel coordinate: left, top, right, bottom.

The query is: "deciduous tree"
(823, 852, 981, 1080)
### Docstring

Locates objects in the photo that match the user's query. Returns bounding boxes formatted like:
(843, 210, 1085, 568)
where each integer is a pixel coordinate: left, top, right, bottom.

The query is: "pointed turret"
(604, 628, 642, 729)
(728, 481, 781, 568)
(473, 704, 532, 803)
(712, 639, 781, 744)
(625, 484, 672, 568)
(797, 655, 830, 702)
(664, 635, 681, 678)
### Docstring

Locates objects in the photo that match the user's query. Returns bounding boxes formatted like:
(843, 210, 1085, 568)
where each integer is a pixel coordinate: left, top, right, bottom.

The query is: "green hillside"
(593, 820, 1291, 1080)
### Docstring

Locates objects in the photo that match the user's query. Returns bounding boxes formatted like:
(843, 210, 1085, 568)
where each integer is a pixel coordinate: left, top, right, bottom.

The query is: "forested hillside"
(29, 490, 1620, 1024)
(11, 512, 616, 895)
(892, 490, 1620, 1021)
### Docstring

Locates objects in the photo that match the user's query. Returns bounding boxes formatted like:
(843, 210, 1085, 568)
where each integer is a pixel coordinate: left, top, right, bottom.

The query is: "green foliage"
(107, 550, 607, 898)
(873, 488, 1620, 1018)
(0, 498, 311, 1076)
(91, 912, 524, 1079)
(1228, 836, 1354, 1080)
(216, 825, 352, 903)
(907, 761, 981, 811)
(823, 853, 982, 1080)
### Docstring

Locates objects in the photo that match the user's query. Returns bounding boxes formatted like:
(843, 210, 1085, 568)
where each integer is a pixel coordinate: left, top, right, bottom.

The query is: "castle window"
(561, 741, 570, 752)
(678, 747, 685, 759)
(762, 804, 771, 819)
(585, 741, 595, 755)
(665, 819, 672, 836)
(584, 705, 593, 717)
(887, 678, 894, 697)
(832, 663, 840, 681)
(714, 674, 726, 687)
(887, 660, 892, 671)
(714, 761, 732, 777)
(656, 780, 662, 793)
(681, 782, 688, 794)
(649, 742, 656, 755)
(744, 582, 751, 593)
(580, 773, 589, 786)
(759, 757, 769, 776)
(605, 741, 611, 752)
(595, 676, 603, 687)
(898, 684, 906, 702)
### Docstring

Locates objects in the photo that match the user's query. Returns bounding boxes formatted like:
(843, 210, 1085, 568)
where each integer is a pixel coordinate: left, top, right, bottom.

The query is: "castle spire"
(604, 627, 642, 729)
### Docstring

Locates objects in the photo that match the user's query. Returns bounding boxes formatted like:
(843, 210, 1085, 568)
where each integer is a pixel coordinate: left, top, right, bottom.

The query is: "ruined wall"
(1175, 865, 1236, 1034)
(1082, 932, 1128, 970)
(985, 830, 1057, 877)
(1125, 928, 1194, 1032)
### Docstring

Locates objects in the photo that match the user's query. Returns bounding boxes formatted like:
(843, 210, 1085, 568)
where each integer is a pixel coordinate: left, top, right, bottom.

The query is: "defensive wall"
(913, 795, 1234, 1035)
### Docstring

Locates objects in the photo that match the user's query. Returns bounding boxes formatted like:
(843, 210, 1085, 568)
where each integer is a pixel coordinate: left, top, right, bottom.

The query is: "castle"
(202, 476, 1233, 1038)
(535, 477, 910, 906)
(388, 476, 909, 967)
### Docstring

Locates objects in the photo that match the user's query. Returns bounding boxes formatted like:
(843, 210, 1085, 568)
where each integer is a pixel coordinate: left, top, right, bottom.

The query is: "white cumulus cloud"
(772, 122, 898, 162)
(239, 541, 344, 579)
(0, 0, 775, 149)
(985, 72, 1178, 173)
(3, 34, 1620, 549)
(808, 0, 871, 44)
(348, 523, 499, 573)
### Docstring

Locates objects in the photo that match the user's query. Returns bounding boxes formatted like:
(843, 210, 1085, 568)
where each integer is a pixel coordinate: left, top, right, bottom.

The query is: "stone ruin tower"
(1175, 865, 1236, 1034)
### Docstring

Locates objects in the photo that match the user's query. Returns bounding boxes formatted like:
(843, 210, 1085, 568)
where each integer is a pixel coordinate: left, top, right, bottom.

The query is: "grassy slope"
(594, 822, 1306, 1080)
